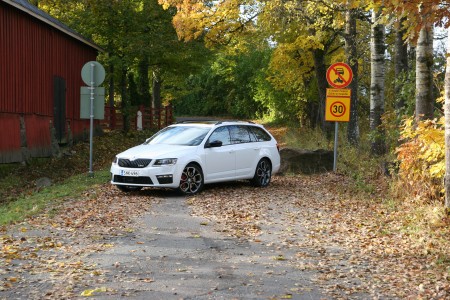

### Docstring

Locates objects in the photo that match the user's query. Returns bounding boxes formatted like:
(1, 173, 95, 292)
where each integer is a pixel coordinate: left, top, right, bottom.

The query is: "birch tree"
(370, 8, 386, 155)
(345, 8, 359, 145)
(444, 28, 450, 209)
(415, 22, 434, 121)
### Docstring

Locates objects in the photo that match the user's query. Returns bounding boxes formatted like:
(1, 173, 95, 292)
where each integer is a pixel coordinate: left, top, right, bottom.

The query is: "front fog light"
(156, 174, 173, 184)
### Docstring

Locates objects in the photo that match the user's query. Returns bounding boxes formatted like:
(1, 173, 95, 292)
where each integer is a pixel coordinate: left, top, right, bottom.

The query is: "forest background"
(29, 0, 450, 211)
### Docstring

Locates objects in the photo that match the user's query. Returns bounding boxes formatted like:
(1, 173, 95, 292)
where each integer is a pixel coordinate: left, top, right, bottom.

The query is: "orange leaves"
(396, 117, 445, 202)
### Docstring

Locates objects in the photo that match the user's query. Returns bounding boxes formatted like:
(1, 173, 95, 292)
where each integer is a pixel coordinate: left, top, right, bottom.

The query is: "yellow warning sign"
(325, 89, 351, 122)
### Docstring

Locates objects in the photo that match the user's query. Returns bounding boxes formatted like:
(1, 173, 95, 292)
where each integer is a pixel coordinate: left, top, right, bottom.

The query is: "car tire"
(116, 185, 143, 192)
(251, 158, 272, 187)
(178, 163, 204, 195)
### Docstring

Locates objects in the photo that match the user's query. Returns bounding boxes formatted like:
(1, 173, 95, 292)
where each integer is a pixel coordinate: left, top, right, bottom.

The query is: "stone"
(35, 177, 52, 189)
(279, 148, 333, 174)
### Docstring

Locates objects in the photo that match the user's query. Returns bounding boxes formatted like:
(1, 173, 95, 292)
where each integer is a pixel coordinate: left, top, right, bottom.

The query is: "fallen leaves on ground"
(188, 174, 450, 299)
(0, 185, 159, 299)
(0, 125, 449, 299)
(0, 174, 449, 298)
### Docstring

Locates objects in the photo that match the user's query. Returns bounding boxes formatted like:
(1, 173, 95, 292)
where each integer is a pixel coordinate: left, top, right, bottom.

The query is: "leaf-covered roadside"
(188, 174, 450, 299)
(0, 130, 154, 206)
(0, 184, 160, 299)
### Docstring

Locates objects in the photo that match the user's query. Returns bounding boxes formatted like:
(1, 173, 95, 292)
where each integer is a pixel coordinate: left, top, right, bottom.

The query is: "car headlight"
(113, 156, 118, 164)
(153, 158, 178, 166)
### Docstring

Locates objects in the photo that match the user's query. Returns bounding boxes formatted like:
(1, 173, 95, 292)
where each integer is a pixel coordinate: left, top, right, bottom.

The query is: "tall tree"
(152, 69, 162, 109)
(370, 8, 386, 155)
(138, 57, 151, 106)
(394, 17, 408, 114)
(415, 21, 434, 121)
(345, 8, 359, 145)
(445, 27, 450, 209)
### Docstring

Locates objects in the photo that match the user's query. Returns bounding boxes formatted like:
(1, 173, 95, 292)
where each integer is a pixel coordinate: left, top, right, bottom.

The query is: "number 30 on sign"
(325, 89, 351, 122)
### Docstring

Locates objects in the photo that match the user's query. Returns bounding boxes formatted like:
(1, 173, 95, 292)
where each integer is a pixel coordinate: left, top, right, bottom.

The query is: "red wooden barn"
(0, 0, 101, 163)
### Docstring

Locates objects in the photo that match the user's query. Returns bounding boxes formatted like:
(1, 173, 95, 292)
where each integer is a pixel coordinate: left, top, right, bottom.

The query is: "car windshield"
(144, 126, 211, 146)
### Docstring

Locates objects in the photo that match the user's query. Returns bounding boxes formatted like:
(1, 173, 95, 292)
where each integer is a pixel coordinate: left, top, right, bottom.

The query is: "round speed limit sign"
(330, 101, 346, 118)
(325, 96, 351, 122)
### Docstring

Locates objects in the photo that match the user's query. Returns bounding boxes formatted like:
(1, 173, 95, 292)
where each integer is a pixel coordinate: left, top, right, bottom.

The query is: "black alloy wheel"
(251, 158, 272, 187)
(179, 163, 204, 195)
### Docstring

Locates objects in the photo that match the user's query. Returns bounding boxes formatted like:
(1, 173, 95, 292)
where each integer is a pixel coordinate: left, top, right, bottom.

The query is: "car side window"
(249, 126, 272, 142)
(230, 125, 251, 144)
(207, 126, 231, 146)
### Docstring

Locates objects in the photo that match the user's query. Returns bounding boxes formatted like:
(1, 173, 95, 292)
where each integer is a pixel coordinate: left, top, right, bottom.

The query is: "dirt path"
(0, 174, 448, 299)
(81, 194, 331, 299)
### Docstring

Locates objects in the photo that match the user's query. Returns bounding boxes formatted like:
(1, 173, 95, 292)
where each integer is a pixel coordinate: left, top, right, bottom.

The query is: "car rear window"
(248, 126, 272, 142)
(229, 126, 252, 144)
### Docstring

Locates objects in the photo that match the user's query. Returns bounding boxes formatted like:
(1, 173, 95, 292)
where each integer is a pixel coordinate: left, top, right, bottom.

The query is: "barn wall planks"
(0, 1, 99, 163)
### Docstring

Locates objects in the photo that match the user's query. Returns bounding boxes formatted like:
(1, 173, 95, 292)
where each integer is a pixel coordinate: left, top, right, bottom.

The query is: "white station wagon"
(110, 121, 281, 195)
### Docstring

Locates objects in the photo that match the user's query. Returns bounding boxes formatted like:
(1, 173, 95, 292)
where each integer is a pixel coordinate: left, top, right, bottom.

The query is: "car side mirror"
(205, 140, 223, 148)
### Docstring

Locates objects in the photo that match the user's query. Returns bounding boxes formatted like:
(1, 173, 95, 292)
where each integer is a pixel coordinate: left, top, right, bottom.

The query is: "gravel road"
(83, 194, 329, 299)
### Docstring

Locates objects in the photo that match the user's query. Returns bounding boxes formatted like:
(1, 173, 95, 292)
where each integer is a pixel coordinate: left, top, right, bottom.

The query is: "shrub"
(395, 117, 445, 202)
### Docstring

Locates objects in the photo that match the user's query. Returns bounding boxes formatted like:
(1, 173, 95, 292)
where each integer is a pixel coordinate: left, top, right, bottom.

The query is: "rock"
(279, 148, 333, 174)
(35, 177, 52, 189)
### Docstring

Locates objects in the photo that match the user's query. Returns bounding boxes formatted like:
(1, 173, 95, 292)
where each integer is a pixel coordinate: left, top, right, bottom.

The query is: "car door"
(229, 125, 259, 178)
(203, 126, 236, 182)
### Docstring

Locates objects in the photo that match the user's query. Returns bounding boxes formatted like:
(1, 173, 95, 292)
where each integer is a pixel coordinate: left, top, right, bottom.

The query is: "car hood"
(116, 144, 196, 159)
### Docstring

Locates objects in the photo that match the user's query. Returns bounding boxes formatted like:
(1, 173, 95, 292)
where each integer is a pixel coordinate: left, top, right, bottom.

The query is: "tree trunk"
(121, 68, 130, 133)
(312, 48, 332, 136)
(152, 69, 162, 109)
(370, 9, 386, 156)
(415, 23, 434, 121)
(345, 9, 359, 145)
(444, 27, 450, 209)
(394, 17, 408, 114)
(109, 64, 115, 108)
(138, 56, 151, 106)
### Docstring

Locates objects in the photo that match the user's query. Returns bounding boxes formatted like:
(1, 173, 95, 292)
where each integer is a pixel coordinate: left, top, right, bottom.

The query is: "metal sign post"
(89, 62, 95, 177)
(333, 122, 338, 172)
(81, 61, 106, 177)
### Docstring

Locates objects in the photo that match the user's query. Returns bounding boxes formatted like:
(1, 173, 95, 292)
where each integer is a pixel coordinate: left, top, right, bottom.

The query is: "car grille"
(118, 158, 152, 168)
(114, 175, 153, 185)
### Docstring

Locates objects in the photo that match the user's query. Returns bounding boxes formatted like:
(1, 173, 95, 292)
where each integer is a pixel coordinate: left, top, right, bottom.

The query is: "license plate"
(120, 170, 140, 177)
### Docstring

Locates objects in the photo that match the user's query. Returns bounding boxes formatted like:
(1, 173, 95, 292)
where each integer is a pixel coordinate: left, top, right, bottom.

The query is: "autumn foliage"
(396, 117, 445, 202)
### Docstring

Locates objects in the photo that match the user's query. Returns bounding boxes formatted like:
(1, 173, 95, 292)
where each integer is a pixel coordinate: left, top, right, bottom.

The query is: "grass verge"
(0, 169, 110, 225)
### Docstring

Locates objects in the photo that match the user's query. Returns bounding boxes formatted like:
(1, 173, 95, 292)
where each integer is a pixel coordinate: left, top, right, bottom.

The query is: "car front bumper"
(110, 163, 183, 188)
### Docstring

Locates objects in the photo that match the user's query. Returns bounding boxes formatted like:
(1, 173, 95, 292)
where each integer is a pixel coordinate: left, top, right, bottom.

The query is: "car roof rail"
(175, 120, 218, 124)
(175, 119, 255, 125)
(215, 120, 255, 125)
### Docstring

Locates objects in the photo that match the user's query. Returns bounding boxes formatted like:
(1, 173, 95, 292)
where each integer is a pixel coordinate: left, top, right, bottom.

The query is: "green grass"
(282, 126, 333, 150)
(0, 169, 110, 225)
(282, 125, 384, 184)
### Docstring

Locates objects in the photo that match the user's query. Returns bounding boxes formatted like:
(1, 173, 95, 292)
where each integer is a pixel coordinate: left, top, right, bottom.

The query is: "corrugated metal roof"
(2, 0, 102, 51)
